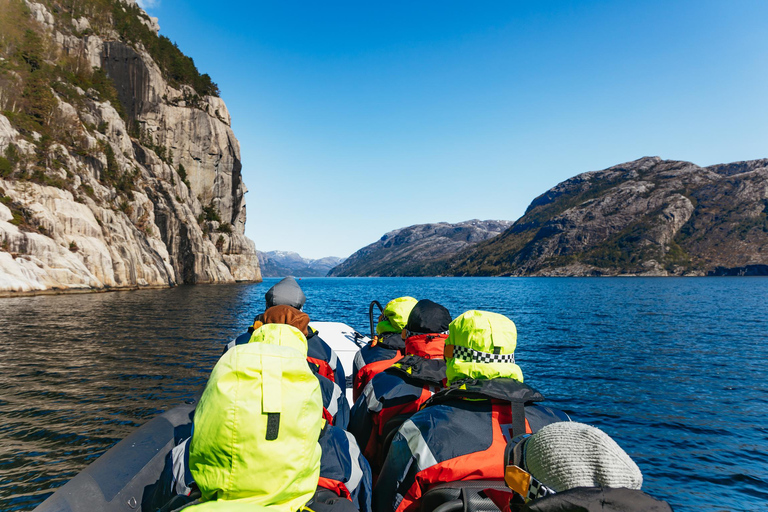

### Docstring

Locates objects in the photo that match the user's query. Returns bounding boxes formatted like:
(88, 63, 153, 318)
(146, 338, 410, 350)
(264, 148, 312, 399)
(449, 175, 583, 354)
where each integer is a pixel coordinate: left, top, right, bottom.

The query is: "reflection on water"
(1, 278, 767, 512)
(0, 284, 259, 512)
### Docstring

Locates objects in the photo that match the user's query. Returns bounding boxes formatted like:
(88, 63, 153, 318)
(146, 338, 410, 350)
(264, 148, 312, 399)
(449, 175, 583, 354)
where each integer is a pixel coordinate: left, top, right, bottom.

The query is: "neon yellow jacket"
(187, 334, 323, 512)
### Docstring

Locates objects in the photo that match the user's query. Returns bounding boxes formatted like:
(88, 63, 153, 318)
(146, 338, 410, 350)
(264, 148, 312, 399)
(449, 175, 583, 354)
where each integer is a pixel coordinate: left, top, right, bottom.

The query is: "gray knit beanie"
(524, 422, 643, 492)
(265, 277, 306, 310)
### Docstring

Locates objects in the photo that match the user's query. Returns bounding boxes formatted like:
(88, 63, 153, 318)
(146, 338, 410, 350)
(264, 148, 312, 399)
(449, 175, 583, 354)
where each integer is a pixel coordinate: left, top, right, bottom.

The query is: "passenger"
(318, 422, 373, 512)
(348, 300, 451, 475)
(227, 277, 346, 387)
(151, 324, 368, 511)
(352, 297, 418, 401)
(261, 305, 349, 428)
(498, 422, 672, 511)
(373, 310, 570, 512)
(186, 325, 325, 511)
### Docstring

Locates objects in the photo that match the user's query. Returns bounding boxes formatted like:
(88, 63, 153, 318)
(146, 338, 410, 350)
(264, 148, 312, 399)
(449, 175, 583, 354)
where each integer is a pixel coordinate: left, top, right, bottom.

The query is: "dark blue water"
(1, 278, 767, 511)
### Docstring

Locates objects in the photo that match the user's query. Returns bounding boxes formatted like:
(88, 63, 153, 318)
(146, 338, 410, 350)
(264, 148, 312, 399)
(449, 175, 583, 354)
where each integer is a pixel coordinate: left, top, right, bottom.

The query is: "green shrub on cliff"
(203, 202, 221, 222)
(0, 157, 12, 177)
(109, 1, 219, 97)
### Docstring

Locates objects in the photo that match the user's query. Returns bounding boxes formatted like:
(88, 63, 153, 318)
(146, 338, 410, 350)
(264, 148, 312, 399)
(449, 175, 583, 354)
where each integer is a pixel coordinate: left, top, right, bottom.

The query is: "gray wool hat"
(524, 422, 643, 492)
(265, 277, 306, 310)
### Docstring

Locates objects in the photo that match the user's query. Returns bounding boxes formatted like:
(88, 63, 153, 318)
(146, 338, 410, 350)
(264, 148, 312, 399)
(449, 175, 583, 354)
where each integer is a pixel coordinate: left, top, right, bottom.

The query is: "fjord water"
(0, 278, 766, 511)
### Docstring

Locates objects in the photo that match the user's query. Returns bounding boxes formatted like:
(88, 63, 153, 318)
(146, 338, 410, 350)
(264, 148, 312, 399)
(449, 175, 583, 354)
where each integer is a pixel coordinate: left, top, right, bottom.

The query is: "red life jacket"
(352, 332, 405, 401)
(403, 332, 448, 359)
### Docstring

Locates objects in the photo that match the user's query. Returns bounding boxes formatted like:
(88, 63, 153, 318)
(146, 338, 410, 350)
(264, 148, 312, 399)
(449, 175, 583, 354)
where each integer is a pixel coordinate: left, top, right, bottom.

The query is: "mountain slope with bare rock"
(443, 157, 768, 276)
(327, 220, 512, 276)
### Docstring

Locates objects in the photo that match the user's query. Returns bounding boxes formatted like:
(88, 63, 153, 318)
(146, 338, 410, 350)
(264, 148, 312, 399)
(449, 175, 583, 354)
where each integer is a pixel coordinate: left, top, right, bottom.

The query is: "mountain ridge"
(327, 219, 512, 276)
(257, 250, 344, 277)
(330, 157, 768, 277)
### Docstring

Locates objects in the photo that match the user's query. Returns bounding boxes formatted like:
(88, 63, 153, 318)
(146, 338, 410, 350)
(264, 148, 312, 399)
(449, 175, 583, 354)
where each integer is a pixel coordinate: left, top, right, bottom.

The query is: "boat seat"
(420, 480, 509, 512)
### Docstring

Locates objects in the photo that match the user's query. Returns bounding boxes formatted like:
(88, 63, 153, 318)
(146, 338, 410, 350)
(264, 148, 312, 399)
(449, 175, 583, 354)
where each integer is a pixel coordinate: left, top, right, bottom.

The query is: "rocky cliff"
(257, 251, 344, 277)
(0, 0, 260, 294)
(443, 157, 768, 276)
(327, 220, 512, 276)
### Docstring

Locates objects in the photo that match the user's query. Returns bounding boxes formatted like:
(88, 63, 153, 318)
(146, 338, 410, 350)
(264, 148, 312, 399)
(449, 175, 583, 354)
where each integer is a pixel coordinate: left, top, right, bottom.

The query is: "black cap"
(406, 299, 451, 334)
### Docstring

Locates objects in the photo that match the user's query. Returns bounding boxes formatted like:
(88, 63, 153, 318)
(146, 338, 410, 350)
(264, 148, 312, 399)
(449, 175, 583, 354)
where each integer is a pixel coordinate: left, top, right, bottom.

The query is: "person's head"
(505, 422, 642, 500)
(376, 296, 418, 335)
(403, 299, 452, 358)
(261, 305, 310, 337)
(265, 277, 306, 310)
(189, 331, 323, 511)
(444, 310, 523, 385)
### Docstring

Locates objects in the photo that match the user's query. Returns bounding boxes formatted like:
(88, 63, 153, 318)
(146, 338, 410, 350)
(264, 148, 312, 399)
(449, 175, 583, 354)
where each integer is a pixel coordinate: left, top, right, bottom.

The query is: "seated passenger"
(373, 310, 570, 512)
(348, 300, 451, 475)
(227, 277, 346, 387)
(153, 325, 367, 510)
(498, 422, 671, 512)
(353, 297, 418, 401)
(187, 325, 325, 511)
(318, 423, 373, 512)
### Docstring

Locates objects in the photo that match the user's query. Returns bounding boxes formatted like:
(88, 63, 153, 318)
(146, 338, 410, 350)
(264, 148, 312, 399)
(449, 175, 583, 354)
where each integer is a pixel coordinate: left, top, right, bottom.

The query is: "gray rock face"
(328, 220, 512, 276)
(444, 157, 768, 276)
(0, 1, 259, 294)
(257, 251, 345, 277)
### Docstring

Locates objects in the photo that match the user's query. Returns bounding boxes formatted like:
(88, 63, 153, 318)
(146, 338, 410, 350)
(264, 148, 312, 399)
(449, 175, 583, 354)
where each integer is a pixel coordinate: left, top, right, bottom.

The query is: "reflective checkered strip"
(527, 475, 555, 501)
(452, 345, 515, 364)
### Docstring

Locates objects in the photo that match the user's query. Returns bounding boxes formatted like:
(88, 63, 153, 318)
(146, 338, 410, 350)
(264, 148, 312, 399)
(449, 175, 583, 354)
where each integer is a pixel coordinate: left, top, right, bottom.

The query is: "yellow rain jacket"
(444, 310, 524, 385)
(187, 327, 323, 512)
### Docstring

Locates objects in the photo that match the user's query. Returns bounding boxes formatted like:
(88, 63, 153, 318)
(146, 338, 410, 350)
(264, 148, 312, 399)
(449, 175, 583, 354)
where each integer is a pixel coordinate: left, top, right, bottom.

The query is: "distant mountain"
(257, 251, 345, 277)
(441, 157, 768, 276)
(327, 220, 512, 276)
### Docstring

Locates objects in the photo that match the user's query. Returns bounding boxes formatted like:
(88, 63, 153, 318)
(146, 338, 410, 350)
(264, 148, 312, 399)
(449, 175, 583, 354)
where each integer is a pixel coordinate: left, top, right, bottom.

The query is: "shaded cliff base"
(0, 282, 169, 298)
(709, 264, 768, 276)
(0, 279, 266, 299)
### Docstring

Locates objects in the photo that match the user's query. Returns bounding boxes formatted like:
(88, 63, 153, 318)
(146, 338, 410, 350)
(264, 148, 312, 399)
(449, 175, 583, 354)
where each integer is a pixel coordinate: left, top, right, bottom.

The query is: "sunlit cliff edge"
(0, 0, 260, 294)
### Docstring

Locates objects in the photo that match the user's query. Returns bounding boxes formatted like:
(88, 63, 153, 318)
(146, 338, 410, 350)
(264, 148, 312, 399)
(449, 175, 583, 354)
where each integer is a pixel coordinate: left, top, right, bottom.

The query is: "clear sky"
(138, 0, 768, 259)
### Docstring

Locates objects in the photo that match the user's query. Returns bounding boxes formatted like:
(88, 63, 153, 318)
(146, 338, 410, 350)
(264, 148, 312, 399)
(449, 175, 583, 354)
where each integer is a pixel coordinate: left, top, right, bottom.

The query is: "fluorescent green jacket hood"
(445, 310, 524, 385)
(249, 323, 308, 355)
(376, 296, 418, 335)
(189, 340, 323, 512)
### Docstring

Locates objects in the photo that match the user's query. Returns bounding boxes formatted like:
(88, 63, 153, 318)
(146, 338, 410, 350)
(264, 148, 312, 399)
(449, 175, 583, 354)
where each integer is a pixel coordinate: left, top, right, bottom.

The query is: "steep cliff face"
(0, 0, 260, 293)
(327, 220, 512, 276)
(444, 157, 768, 276)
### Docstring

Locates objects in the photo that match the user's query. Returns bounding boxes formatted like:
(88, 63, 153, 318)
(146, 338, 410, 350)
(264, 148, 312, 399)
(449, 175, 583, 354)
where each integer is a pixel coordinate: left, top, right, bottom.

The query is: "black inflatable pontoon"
(34, 402, 195, 512)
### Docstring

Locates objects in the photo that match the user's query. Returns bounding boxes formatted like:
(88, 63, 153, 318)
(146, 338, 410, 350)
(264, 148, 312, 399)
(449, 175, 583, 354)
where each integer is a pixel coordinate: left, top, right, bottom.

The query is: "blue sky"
(138, 0, 768, 259)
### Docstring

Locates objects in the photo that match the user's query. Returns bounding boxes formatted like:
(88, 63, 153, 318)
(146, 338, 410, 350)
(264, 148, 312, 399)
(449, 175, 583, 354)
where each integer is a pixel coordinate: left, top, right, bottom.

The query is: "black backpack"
(510, 487, 673, 512)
